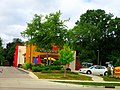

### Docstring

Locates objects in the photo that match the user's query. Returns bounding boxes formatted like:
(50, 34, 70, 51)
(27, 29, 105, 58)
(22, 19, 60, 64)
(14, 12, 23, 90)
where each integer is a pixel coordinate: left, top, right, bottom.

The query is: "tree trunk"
(63, 65, 67, 77)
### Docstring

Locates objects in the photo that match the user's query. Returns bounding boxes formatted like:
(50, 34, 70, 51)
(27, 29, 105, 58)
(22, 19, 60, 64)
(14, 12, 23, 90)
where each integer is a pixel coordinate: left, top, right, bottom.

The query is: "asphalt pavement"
(0, 78, 115, 90)
(0, 66, 120, 90)
(0, 66, 31, 78)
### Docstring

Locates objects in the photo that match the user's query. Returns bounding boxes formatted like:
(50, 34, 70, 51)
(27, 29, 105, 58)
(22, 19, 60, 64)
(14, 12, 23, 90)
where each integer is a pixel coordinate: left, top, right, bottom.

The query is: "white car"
(79, 65, 108, 76)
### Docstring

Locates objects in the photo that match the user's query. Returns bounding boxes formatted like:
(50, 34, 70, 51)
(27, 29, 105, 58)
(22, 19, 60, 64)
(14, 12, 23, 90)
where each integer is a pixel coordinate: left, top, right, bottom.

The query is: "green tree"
(70, 22, 99, 64)
(107, 50, 120, 66)
(21, 11, 69, 63)
(0, 38, 4, 65)
(21, 11, 68, 51)
(58, 44, 74, 77)
(71, 9, 114, 65)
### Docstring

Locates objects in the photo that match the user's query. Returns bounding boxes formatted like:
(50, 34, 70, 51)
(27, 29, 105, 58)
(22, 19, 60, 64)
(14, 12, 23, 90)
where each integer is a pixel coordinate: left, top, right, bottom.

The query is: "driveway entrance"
(0, 66, 31, 78)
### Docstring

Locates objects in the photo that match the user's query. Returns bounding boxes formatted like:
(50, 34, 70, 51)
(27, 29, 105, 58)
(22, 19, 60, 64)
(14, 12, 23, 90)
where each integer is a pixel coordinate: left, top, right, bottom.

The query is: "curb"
(17, 68, 29, 74)
(29, 71, 39, 79)
(49, 79, 120, 89)
(17, 68, 39, 79)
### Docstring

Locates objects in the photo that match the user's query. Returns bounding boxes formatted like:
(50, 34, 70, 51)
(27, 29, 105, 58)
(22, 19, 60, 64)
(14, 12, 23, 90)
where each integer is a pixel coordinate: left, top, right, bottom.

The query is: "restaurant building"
(14, 44, 81, 71)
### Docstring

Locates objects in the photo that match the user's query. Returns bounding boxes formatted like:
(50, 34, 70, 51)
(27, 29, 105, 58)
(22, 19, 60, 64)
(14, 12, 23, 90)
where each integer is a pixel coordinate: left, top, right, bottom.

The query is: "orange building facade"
(25, 44, 59, 64)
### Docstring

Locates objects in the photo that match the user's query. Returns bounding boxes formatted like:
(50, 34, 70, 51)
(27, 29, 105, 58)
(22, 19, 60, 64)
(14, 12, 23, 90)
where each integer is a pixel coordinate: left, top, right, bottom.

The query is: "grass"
(54, 81, 120, 86)
(34, 72, 92, 80)
(33, 71, 120, 86)
(103, 76, 120, 82)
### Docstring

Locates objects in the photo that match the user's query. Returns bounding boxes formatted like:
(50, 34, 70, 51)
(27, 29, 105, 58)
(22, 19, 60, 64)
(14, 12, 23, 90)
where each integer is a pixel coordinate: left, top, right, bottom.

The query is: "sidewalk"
(74, 70, 104, 82)
(79, 73, 104, 82)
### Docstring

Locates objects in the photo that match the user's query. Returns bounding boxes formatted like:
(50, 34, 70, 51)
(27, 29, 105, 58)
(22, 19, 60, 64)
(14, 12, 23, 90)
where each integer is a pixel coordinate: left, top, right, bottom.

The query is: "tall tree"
(71, 9, 114, 65)
(106, 17, 120, 66)
(21, 11, 68, 51)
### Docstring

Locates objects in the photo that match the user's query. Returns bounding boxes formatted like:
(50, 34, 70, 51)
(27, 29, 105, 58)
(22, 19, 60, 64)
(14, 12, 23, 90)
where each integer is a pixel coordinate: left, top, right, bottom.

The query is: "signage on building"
(114, 66, 120, 78)
(40, 50, 58, 53)
(114, 66, 120, 74)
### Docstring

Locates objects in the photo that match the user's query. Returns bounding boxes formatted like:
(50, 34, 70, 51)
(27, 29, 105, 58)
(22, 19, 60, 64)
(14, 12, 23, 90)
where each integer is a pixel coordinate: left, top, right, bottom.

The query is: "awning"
(44, 57, 56, 61)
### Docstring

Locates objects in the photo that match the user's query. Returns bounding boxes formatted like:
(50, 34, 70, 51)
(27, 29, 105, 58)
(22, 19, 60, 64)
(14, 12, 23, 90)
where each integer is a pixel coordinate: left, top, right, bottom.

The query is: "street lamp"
(97, 50, 99, 65)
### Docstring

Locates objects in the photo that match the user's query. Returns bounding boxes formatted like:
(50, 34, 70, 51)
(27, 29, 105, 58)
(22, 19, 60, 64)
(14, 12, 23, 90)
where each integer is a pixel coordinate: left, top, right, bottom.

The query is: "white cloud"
(0, 0, 120, 47)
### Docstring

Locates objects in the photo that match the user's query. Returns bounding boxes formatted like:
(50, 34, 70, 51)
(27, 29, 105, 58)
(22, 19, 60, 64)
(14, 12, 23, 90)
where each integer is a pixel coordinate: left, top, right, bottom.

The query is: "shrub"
(21, 62, 33, 70)
(60, 68, 64, 73)
(52, 60, 61, 65)
(69, 72, 78, 75)
(41, 69, 52, 73)
(44, 66, 50, 71)
(49, 65, 62, 70)
(34, 63, 45, 68)
(60, 68, 72, 73)
(21, 64, 27, 70)
(32, 66, 44, 72)
(32, 64, 62, 72)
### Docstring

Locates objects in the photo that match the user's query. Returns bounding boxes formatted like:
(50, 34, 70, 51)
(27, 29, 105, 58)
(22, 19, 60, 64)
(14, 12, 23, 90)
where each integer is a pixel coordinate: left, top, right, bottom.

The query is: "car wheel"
(104, 71, 108, 76)
(86, 70, 92, 74)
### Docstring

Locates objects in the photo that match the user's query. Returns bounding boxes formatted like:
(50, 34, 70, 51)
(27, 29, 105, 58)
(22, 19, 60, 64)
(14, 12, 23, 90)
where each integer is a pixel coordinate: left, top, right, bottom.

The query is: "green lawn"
(33, 72, 120, 86)
(34, 72, 92, 80)
(103, 76, 120, 82)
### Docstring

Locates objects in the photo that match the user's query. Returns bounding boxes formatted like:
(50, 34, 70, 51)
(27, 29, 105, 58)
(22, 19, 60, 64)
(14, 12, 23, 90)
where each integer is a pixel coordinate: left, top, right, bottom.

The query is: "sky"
(0, 0, 120, 47)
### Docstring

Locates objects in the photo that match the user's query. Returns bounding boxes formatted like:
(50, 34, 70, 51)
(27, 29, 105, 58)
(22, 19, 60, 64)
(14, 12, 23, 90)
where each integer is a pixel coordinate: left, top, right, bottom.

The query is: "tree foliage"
(21, 9, 120, 67)
(58, 44, 74, 65)
(70, 9, 120, 66)
(0, 38, 4, 65)
(21, 11, 68, 51)
(58, 44, 74, 77)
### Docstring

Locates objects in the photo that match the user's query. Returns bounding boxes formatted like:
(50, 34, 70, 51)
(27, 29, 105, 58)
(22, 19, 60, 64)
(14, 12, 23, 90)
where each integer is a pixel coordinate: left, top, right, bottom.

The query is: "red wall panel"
(13, 45, 18, 67)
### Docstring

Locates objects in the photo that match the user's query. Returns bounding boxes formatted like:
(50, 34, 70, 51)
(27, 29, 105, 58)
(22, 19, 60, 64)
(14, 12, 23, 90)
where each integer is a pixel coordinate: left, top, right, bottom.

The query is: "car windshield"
(89, 66, 94, 69)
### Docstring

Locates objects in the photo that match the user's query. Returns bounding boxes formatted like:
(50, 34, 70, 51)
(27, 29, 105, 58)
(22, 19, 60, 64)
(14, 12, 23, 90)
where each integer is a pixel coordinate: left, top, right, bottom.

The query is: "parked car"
(66, 67, 71, 71)
(79, 65, 108, 76)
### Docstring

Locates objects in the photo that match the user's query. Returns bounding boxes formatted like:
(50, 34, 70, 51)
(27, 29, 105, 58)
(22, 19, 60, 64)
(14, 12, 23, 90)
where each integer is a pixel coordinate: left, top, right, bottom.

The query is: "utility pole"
(97, 50, 99, 65)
